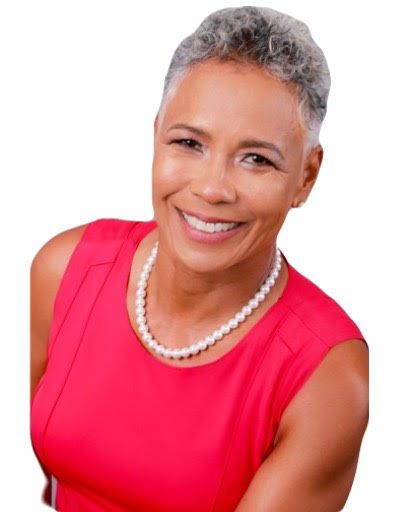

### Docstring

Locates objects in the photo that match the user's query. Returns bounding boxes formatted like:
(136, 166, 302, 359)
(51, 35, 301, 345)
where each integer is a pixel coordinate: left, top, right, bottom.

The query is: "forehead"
(161, 59, 305, 147)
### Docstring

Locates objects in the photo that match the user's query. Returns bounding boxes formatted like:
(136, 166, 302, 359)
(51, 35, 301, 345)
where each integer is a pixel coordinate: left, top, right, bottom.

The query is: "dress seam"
(40, 263, 116, 468)
(269, 335, 320, 428)
(210, 308, 291, 512)
(40, 221, 136, 470)
(47, 220, 138, 361)
(279, 298, 331, 349)
(48, 262, 111, 360)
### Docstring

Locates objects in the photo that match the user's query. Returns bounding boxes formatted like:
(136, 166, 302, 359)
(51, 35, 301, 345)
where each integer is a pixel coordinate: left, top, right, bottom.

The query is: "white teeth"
(182, 211, 240, 233)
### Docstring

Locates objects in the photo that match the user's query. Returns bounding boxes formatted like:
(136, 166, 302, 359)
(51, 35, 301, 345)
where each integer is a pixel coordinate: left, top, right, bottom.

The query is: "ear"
(295, 144, 324, 203)
(153, 114, 159, 137)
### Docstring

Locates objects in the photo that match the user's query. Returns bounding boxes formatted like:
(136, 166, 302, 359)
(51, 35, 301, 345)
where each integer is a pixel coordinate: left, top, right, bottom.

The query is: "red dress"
(30, 218, 368, 511)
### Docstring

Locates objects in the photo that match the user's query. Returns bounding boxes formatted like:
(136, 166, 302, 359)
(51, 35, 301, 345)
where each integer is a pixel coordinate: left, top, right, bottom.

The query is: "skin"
(31, 58, 369, 510)
(137, 59, 321, 360)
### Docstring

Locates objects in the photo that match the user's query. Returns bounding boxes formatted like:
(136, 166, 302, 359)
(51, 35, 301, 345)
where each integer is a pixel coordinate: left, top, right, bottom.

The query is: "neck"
(146, 237, 283, 327)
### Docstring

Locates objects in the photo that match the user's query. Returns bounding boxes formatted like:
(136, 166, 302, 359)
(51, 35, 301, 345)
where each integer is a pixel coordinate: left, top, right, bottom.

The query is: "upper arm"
(235, 339, 369, 512)
(30, 222, 89, 403)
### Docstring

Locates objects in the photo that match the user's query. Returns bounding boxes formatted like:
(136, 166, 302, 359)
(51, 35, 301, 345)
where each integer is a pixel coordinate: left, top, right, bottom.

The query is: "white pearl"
(137, 316, 146, 326)
(159, 347, 168, 357)
(171, 349, 182, 359)
(242, 305, 252, 316)
(189, 344, 200, 355)
(134, 239, 283, 359)
(221, 324, 231, 334)
(205, 335, 216, 346)
(164, 348, 173, 358)
(256, 292, 265, 301)
(235, 312, 246, 322)
(179, 347, 191, 358)
(228, 318, 239, 329)
(198, 340, 207, 350)
(249, 298, 259, 309)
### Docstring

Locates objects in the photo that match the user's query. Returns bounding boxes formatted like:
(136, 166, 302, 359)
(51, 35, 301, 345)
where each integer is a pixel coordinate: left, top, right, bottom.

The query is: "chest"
(30, 256, 290, 511)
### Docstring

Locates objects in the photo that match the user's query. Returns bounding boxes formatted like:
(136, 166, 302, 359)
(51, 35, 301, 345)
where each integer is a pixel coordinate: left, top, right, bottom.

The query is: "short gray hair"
(159, 6, 331, 151)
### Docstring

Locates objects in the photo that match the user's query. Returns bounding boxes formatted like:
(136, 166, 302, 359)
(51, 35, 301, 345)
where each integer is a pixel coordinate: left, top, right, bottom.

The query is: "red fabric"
(30, 218, 368, 511)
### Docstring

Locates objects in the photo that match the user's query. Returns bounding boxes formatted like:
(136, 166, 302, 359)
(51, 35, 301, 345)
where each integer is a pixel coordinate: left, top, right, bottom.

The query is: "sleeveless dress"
(30, 218, 368, 512)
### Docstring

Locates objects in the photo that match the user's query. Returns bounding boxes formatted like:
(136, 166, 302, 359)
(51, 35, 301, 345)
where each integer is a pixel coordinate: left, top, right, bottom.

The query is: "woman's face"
(151, 59, 321, 275)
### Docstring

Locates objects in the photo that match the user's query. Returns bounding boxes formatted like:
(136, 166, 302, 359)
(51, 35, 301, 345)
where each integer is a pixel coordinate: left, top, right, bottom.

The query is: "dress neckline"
(120, 219, 295, 372)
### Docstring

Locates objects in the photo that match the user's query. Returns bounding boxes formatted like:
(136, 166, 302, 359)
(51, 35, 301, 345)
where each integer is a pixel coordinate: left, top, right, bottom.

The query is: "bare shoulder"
(30, 222, 89, 401)
(276, 339, 369, 444)
(235, 340, 369, 511)
(30, 222, 89, 279)
(276, 339, 369, 505)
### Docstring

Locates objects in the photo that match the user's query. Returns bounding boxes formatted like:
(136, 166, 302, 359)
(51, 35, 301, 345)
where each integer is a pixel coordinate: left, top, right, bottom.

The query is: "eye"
(243, 153, 275, 168)
(172, 138, 202, 150)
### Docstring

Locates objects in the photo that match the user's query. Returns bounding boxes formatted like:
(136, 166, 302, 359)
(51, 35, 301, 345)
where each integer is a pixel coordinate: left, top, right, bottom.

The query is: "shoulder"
(30, 219, 95, 327)
(273, 263, 369, 448)
(30, 217, 140, 307)
(31, 221, 89, 281)
(275, 336, 369, 439)
(30, 220, 90, 400)
(272, 260, 369, 430)
(279, 262, 368, 352)
(31, 218, 140, 272)
(242, 336, 368, 510)
(30, 218, 140, 397)
(30, 220, 94, 328)
(270, 274, 369, 506)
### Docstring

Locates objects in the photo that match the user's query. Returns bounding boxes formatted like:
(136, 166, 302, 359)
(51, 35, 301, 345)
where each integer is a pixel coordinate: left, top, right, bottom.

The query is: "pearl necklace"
(135, 241, 283, 360)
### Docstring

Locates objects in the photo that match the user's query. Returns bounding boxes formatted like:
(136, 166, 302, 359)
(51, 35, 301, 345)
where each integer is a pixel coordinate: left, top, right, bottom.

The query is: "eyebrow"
(167, 123, 285, 161)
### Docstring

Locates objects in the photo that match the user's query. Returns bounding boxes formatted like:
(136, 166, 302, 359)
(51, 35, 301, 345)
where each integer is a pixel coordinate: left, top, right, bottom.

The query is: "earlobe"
(291, 200, 305, 208)
(301, 144, 323, 191)
(291, 145, 323, 209)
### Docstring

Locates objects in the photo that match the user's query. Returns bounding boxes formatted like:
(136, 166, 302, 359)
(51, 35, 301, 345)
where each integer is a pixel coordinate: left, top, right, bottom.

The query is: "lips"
(176, 207, 244, 224)
(175, 206, 247, 244)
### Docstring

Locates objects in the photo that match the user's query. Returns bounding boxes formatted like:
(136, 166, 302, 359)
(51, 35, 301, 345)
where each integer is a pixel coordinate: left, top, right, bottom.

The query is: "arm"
(235, 339, 369, 512)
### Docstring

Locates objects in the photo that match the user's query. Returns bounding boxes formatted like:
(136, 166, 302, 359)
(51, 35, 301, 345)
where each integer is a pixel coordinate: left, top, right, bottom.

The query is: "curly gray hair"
(158, 6, 331, 152)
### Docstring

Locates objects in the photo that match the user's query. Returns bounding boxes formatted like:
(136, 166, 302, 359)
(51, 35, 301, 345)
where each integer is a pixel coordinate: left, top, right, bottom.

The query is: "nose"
(189, 158, 237, 204)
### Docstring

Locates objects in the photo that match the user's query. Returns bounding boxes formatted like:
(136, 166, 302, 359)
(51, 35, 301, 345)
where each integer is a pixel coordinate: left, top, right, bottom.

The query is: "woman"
(30, 6, 369, 512)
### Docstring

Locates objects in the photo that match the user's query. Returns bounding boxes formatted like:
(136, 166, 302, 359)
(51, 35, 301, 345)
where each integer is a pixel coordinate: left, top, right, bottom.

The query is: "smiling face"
(151, 58, 322, 275)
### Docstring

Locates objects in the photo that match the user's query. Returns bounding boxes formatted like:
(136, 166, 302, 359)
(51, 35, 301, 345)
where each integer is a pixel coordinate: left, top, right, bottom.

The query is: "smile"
(175, 207, 247, 244)
(181, 211, 240, 233)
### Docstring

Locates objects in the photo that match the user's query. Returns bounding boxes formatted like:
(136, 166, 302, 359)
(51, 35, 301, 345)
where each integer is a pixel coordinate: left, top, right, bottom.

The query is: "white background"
(1, 0, 398, 510)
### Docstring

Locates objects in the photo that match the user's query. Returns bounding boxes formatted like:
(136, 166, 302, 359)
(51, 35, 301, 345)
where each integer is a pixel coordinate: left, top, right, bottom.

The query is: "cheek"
(241, 175, 293, 217)
(152, 150, 190, 199)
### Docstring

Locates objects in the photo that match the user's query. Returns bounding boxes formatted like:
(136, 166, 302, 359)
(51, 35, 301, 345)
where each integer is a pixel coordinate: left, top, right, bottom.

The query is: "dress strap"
(31, 218, 138, 469)
(47, 218, 138, 360)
